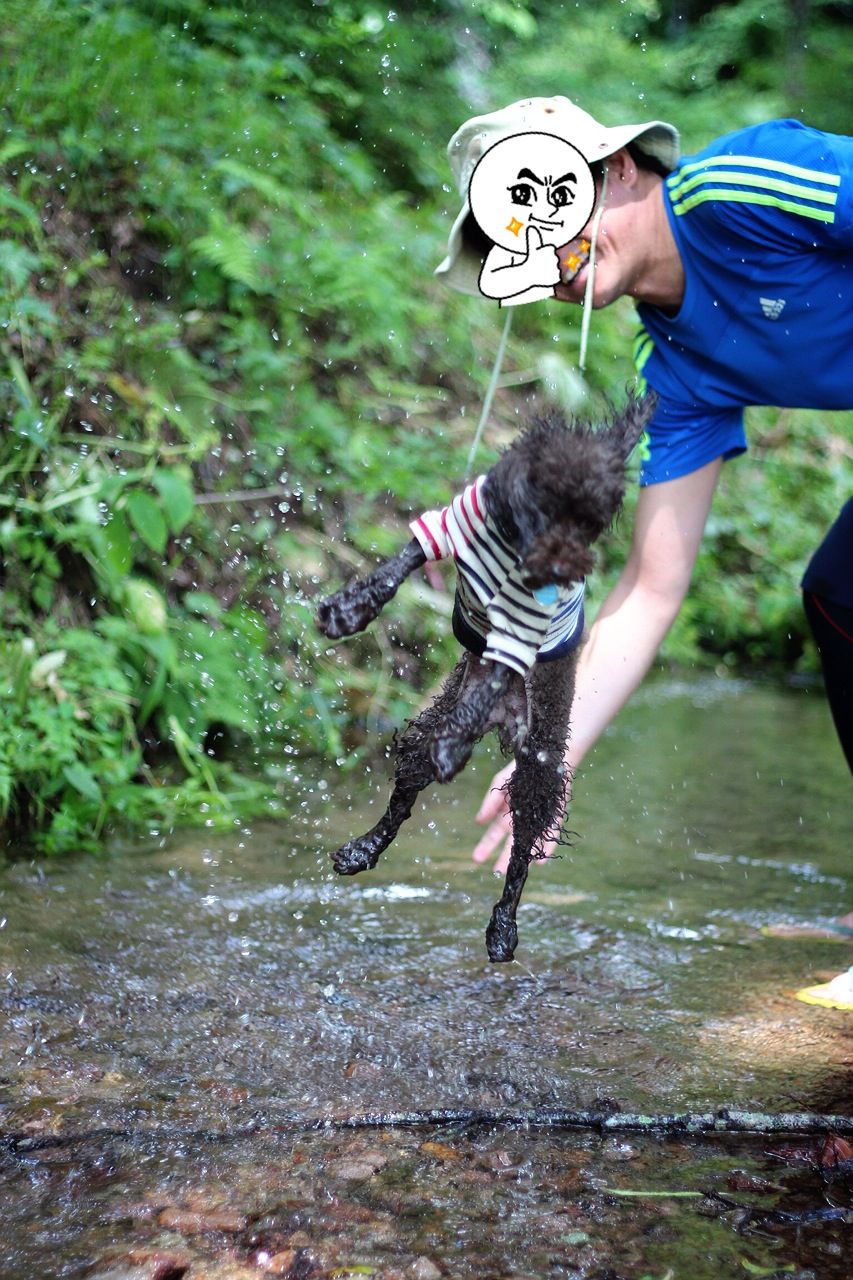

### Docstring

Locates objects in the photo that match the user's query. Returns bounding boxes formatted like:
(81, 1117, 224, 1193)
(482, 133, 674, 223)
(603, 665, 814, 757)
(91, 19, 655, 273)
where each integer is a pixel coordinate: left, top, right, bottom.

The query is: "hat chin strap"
(579, 165, 608, 373)
(464, 305, 513, 483)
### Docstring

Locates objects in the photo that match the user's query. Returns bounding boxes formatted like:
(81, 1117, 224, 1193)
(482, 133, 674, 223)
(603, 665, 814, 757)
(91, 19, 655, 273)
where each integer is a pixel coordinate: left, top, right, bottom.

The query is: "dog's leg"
(486, 653, 577, 962)
(331, 656, 470, 875)
(431, 659, 513, 783)
(316, 539, 426, 639)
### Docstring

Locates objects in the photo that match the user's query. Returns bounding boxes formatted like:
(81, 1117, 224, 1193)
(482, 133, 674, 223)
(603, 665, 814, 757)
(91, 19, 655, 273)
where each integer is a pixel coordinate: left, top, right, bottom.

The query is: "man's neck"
(630, 181, 685, 313)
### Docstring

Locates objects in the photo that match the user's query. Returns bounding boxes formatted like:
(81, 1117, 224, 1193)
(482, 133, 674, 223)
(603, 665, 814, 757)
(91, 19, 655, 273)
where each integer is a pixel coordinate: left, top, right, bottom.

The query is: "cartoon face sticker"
(468, 131, 595, 254)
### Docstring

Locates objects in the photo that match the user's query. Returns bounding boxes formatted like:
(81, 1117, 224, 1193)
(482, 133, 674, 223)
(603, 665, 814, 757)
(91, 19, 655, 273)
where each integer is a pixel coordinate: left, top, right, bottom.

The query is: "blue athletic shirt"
(634, 120, 853, 486)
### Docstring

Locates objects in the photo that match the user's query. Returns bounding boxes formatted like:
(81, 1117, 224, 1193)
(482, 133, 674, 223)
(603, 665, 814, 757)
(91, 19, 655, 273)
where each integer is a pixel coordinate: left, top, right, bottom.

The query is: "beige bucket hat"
(435, 95, 680, 296)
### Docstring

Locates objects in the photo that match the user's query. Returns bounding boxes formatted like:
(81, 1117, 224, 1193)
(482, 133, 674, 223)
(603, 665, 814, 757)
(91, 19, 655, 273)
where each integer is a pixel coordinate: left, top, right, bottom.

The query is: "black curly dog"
(316, 393, 655, 961)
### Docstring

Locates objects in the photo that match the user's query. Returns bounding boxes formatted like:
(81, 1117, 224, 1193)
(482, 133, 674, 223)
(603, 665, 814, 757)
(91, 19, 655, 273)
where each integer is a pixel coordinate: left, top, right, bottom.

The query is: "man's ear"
(606, 146, 639, 189)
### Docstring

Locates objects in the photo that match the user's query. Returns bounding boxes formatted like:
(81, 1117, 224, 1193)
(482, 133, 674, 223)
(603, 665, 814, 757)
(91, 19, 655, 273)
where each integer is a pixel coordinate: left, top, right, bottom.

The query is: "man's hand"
(469, 458, 724, 876)
(472, 761, 514, 873)
(472, 760, 561, 874)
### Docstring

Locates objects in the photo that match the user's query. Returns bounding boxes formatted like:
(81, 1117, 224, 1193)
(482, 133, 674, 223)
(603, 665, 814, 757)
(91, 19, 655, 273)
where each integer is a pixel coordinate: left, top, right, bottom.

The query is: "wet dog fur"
(315, 393, 655, 961)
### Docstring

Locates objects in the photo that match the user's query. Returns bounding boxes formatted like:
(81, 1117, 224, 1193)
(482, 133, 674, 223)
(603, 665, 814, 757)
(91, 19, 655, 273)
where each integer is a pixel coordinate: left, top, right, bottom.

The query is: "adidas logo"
(760, 296, 786, 319)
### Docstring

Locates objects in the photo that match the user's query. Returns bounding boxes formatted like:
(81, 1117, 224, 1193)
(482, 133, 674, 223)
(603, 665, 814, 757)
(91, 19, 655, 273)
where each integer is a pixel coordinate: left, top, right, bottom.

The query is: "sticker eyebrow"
(553, 171, 578, 186)
(515, 168, 545, 185)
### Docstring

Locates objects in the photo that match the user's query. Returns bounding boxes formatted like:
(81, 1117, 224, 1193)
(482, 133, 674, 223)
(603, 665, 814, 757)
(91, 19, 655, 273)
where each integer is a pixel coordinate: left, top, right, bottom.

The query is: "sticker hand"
(523, 225, 562, 288)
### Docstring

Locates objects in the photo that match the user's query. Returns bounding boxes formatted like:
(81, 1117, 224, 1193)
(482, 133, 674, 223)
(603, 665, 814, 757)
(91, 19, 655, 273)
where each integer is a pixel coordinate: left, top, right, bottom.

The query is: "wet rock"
(558, 1230, 591, 1245)
(640, 1220, 678, 1242)
(88, 1270, 166, 1280)
(313, 1238, 343, 1269)
(359, 1146, 390, 1167)
(285, 1232, 312, 1248)
(330, 1160, 381, 1180)
(551, 1168, 585, 1195)
(454, 1168, 495, 1186)
(323, 1198, 379, 1225)
(601, 1139, 638, 1162)
(210, 1083, 250, 1106)
(329, 1148, 388, 1180)
(359, 1215, 398, 1244)
(182, 1190, 243, 1213)
(249, 1229, 330, 1272)
(250, 1249, 295, 1275)
(419, 1141, 460, 1162)
(86, 1250, 190, 1280)
(525, 1212, 583, 1243)
(14, 1107, 65, 1137)
(17, 1142, 72, 1164)
(344, 1059, 382, 1079)
(250, 1247, 320, 1276)
(187, 1267, 260, 1280)
(157, 1207, 249, 1235)
(769, 1141, 822, 1167)
(726, 1169, 786, 1193)
(477, 1149, 523, 1177)
(409, 1258, 442, 1280)
(818, 1134, 853, 1166)
(102, 1196, 171, 1223)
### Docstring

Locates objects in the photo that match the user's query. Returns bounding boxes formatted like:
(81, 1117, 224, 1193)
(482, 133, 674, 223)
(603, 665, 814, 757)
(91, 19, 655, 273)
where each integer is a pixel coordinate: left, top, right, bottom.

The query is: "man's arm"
(472, 457, 723, 872)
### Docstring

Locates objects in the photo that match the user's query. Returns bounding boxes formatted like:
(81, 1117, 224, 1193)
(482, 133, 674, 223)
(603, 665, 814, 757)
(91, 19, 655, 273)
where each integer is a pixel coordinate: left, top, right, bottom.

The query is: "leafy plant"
(1, 0, 851, 855)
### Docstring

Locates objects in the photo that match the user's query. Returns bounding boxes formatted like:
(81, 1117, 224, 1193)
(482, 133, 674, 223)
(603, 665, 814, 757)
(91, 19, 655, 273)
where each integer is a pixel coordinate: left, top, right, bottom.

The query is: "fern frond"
(191, 213, 262, 290)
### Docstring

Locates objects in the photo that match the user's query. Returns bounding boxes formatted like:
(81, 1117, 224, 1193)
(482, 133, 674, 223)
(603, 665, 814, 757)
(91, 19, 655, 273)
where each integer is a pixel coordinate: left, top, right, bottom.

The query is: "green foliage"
(0, 627, 140, 855)
(0, 0, 851, 854)
(661, 408, 853, 668)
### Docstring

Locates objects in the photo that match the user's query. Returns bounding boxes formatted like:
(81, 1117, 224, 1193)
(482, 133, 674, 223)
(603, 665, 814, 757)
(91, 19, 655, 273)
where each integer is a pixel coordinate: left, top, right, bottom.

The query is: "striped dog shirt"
(410, 476, 585, 677)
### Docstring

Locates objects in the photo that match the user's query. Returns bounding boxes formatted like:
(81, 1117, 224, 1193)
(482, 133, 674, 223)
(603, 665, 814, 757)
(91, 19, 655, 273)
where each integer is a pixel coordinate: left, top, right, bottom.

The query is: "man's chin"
(554, 266, 588, 304)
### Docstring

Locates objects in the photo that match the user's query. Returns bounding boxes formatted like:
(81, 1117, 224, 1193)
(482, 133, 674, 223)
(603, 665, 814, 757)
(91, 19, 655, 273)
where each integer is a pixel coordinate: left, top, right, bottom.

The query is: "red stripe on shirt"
(415, 516, 442, 561)
(470, 480, 484, 522)
(458, 492, 478, 540)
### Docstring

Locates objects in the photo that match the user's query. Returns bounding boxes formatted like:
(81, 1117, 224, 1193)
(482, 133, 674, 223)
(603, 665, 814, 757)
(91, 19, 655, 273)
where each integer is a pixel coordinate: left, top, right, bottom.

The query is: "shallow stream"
(1, 675, 851, 1279)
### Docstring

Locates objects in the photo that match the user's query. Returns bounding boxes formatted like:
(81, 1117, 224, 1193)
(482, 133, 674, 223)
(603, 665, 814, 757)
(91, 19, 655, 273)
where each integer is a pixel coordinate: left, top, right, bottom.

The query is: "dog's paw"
(486, 904, 518, 963)
(315, 590, 381, 639)
(430, 734, 473, 784)
(331, 837, 378, 875)
(315, 595, 350, 639)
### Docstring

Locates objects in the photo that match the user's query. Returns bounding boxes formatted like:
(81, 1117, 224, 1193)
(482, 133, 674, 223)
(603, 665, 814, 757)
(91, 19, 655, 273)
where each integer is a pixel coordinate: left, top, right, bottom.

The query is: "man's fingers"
(525, 223, 544, 251)
(494, 838, 513, 876)
(472, 816, 511, 864)
(475, 791, 505, 824)
(475, 764, 514, 823)
(473, 764, 516, 868)
(489, 832, 557, 876)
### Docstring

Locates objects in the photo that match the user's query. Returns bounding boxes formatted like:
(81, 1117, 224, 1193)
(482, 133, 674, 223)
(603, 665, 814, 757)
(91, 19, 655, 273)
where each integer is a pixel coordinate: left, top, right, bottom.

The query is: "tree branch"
(6, 1106, 853, 1154)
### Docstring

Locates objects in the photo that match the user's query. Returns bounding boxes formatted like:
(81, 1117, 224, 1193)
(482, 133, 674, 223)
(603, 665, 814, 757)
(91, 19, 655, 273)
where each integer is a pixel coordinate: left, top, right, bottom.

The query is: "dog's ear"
(606, 389, 658, 460)
(482, 465, 547, 553)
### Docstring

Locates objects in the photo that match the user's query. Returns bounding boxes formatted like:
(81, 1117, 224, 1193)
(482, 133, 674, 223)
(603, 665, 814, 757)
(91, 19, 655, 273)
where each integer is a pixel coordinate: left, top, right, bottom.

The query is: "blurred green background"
(1, 0, 851, 853)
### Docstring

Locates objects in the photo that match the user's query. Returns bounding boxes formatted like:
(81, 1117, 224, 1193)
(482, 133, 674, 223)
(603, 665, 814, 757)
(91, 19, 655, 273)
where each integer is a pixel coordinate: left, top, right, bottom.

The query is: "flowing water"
(1, 675, 851, 1279)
